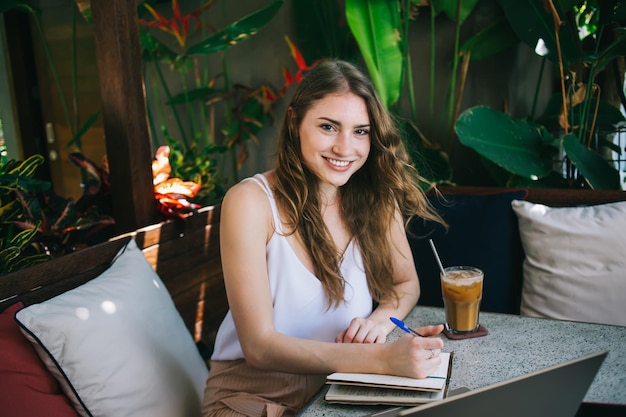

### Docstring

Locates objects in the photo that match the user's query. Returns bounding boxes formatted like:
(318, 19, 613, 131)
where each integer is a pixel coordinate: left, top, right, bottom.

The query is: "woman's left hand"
(335, 317, 388, 344)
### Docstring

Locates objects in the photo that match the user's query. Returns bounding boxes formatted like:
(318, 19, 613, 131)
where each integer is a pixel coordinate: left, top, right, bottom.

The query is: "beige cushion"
(512, 199, 626, 327)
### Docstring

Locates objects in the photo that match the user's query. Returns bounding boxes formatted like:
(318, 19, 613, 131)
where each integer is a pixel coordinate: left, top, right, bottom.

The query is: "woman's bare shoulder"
(221, 171, 274, 237)
(223, 177, 264, 208)
(221, 173, 275, 231)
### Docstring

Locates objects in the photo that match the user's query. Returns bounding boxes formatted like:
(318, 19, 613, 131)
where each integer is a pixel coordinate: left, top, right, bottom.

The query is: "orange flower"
(151, 145, 202, 219)
(152, 145, 171, 185)
(140, 0, 215, 48)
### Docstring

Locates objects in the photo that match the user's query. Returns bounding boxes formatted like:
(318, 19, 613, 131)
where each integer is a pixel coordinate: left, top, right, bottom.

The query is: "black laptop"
(364, 351, 607, 417)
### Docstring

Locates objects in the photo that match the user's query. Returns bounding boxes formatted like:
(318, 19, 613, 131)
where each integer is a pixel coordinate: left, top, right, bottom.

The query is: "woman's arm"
(220, 181, 443, 379)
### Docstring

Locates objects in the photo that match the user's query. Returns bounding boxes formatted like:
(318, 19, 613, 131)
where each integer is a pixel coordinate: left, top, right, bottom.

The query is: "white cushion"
(15, 239, 208, 417)
(511, 199, 626, 327)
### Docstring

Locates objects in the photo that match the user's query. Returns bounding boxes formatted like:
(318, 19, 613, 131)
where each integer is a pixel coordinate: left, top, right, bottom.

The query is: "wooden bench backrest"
(438, 186, 626, 206)
(0, 204, 227, 349)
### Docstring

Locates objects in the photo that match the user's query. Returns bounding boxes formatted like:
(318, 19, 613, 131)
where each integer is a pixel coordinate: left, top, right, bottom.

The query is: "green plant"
(456, 0, 626, 189)
(0, 155, 52, 273)
(343, 0, 519, 188)
(0, 153, 116, 274)
(137, 0, 287, 205)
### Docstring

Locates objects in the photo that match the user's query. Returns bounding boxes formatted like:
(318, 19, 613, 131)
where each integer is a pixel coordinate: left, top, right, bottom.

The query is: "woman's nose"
(332, 131, 351, 155)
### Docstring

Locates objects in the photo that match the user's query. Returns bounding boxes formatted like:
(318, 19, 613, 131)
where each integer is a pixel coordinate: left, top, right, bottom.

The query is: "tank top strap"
(241, 174, 283, 234)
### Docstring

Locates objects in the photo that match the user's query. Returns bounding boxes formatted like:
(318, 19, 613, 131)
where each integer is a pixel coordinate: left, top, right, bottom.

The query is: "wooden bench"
(2, 186, 625, 342)
(0, 204, 227, 357)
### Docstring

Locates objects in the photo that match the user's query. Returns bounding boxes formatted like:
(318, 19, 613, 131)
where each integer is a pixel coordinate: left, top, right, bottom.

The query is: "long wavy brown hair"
(273, 60, 444, 308)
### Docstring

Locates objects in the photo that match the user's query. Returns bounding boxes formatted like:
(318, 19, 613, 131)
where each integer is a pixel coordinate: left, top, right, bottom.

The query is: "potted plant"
(455, 0, 626, 190)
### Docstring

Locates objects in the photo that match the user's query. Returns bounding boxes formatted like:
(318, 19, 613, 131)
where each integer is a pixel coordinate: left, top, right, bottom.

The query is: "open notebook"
(363, 350, 607, 417)
(326, 352, 452, 406)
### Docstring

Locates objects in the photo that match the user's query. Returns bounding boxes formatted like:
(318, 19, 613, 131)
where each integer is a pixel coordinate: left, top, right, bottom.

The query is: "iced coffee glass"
(440, 266, 484, 334)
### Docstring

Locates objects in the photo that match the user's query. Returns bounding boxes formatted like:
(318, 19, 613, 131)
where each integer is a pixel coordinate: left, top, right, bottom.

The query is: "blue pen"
(390, 317, 446, 380)
(390, 317, 424, 337)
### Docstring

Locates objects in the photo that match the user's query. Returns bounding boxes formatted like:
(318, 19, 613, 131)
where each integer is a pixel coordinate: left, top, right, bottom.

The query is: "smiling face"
(298, 92, 371, 190)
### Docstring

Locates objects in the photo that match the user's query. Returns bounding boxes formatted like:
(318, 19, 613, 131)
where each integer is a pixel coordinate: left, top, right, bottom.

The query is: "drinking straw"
(428, 239, 446, 277)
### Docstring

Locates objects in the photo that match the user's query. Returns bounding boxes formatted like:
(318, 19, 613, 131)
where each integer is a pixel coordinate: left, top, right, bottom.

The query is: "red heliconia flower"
(263, 37, 323, 103)
(140, 0, 216, 48)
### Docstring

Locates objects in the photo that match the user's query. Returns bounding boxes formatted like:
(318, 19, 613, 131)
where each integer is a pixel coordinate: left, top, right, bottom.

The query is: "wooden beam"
(91, 0, 159, 233)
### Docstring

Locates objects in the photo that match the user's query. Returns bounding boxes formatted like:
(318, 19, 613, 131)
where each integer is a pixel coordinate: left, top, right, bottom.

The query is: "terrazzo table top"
(299, 306, 626, 416)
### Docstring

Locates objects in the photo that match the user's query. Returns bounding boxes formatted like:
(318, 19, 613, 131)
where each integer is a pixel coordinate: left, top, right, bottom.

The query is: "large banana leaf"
(345, 0, 402, 108)
(185, 0, 283, 56)
(497, 0, 582, 65)
(562, 133, 621, 190)
(456, 106, 555, 179)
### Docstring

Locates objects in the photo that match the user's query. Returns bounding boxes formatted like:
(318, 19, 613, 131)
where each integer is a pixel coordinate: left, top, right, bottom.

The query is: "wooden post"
(90, 0, 159, 233)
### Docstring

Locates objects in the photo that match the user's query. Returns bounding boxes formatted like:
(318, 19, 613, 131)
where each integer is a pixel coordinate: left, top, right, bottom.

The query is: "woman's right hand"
(385, 327, 445, 379)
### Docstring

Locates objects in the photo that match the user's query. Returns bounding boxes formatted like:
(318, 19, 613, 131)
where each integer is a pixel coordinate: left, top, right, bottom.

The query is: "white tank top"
(211, 174, 373, 360)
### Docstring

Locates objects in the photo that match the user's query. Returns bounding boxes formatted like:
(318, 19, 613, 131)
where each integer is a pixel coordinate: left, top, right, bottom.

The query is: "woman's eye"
(320, 124, 334, 131)
(354, 128, 370, 136)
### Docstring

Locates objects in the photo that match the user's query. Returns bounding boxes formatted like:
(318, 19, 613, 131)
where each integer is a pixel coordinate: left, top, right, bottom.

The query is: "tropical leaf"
(0, 174, 51, 192)
(0, 246, 20, 273)
(0, 200, 19, 218)
(222, 98, 268, 146)
(345, 0, 403, 108)
(456, 106, 555, 179)
(0, 159, 20, 174)
(167, 87, 225, 105)
(9, 223, 40, 249)
(185, 0, 283, 56)
(496, 0, 582, 65)
(562, 133, 621, 190)
(8, 154, 45, 177)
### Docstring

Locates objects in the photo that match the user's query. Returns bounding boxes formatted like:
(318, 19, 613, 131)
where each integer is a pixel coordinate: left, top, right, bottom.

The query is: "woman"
(202, 60, 445, 417)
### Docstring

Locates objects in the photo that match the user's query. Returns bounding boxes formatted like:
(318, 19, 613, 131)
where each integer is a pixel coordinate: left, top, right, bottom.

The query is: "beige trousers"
(202, 359, 326, 417)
